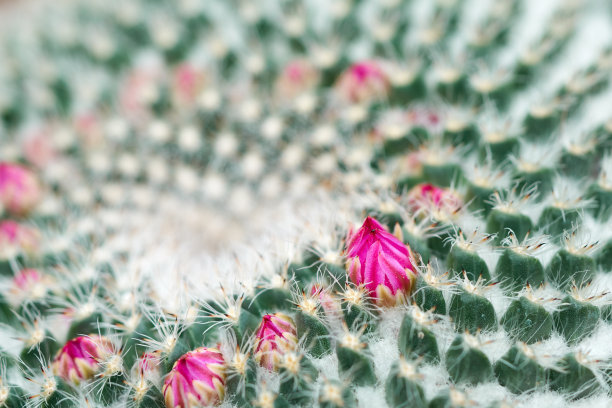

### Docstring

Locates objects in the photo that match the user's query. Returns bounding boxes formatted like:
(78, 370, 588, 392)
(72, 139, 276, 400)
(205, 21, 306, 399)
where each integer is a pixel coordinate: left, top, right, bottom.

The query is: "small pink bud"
(310, 284, 340, 317)
(22, 130, 57, 169)
(406, 183, 463, 216)
(0, 162, 42, 216)
(345, 217, 417, 307)
(276, 59, 320, 99)
(52, 335, 113, 385)
(335, 60, 390, 104)
(163, 347, 226, 408)
(12, 268, 49, 301)
(119, 68, 163, 122)
(407, 108, 442, 132)
(173, 63, 206, 107)
(0, 220, 40, 255)
(73, 112, 104, 148)
(254, 313, 298, 371)
(13, 268, 41, 290)
(138, 352, 161, 376)
(135, 352, 162, 385)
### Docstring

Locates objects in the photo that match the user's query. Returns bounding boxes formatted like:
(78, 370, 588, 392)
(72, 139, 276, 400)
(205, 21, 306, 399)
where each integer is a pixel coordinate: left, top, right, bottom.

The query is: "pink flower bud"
(0, 162, 41, 216)
(254, 313, 298, 371)
(12, 268, 49, 301)
(310, 284, 340, 317)
(407, 108, 442, 132)
(52, 335, 113, 385)
(173, 63, 206, 107)
(406, 183, 463, 216)
(74, 112, 104, 147)
(0, 220, 40, 255)
(163, 347, 226, 408)
(335, 60, 390, 104)
(138, 352, 161, 377)
(23, 130, 57, 169)
(119, 68, 163, 122)
(276, 59, 320, 99)
(345, 217, 417, 307)
(13, 268, 41, 290)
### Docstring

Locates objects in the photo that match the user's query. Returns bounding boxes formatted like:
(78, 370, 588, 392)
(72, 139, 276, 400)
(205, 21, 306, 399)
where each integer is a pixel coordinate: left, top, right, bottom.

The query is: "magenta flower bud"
(407, 183, 463, 219)
(0, 220, 40, 255)
(52, 335, 113, 385)
(0, 162, 42, 216)
(254, 313, 298, 371)
(276, 59, 320, 100)
(163, 347, 226, 408)
(345, 217, 418, 307)
(335, 60, 390, 104)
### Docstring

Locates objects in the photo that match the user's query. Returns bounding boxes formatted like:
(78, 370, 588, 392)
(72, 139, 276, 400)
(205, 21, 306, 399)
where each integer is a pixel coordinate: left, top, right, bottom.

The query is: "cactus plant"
(1, 0, 612, 407)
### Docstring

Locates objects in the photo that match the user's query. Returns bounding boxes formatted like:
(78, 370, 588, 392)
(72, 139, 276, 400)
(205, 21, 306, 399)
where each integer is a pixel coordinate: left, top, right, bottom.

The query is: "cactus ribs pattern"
(2, 0, 612, 407)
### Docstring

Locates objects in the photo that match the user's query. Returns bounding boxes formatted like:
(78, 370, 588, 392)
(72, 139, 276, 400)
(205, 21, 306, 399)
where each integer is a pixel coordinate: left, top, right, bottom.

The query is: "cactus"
(1, 0, 612, 407)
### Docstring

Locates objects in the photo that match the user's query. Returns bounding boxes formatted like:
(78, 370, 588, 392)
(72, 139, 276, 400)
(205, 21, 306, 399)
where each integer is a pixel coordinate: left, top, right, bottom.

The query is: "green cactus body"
(0, 385, 26, 408)
(428, 389, 470, 408)
(560, 149, 596, 179)
(447, 244, 490, 282)
(495, 248, 545, 293)
(319, 380, 357, 408)
(278, 353, 318, 406)
(254, 286, 294, 313)
(546, 249, 595, 289)
(92, 370, 128, 406)
(426, 226, 456, 258)
(449, 287, 497, 334)
(522, 106, 560, 140)
(19, 330, 59, 369)
(587, 182, 612, 220)
(486, 209, 532, 245)
(129, 385, 166, 408)
(537, 206, 580, 238)
(413, 274, 446, 315)
(66, 310, 104, 339)
(336, 333, 377, 387)
(398, 310, 440, 363)
(478, 135, 519, 164)
(494, 343, 546, 394)
(443, 121, 480, 147)
(513, 168, 554, 201)
(385, 359, 428, 408)
(548, 353, 601, 399)
(402, 228, 432, 264)
(382, 129, 426, 158)
(295, 307, 332, 358)
(501, 296, 553, 344)
(553, 295, 600, 345)
(226, 355, 257, 408)
(422, 163, 463, 188)
(595, 239, 612, 270)
(445, 334, 493, 385)
(389, 70, 427, 106)
(466, 182, 496, 215)
(40, 377, 77, 408)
